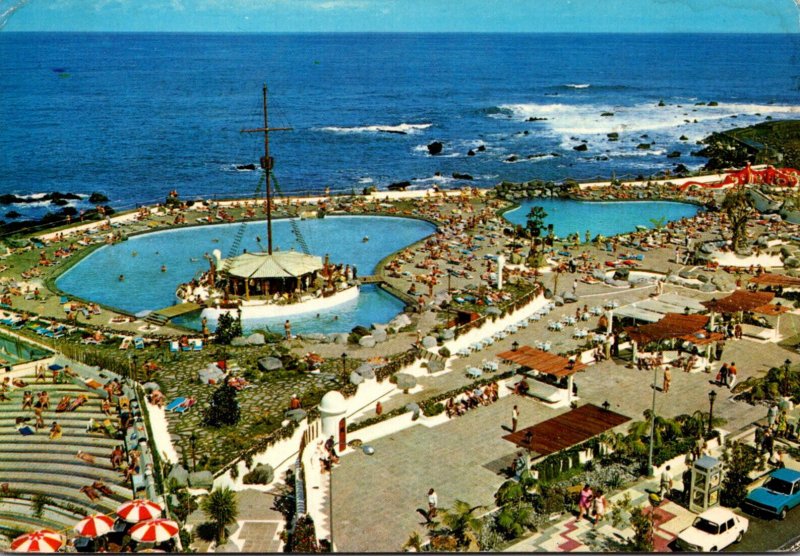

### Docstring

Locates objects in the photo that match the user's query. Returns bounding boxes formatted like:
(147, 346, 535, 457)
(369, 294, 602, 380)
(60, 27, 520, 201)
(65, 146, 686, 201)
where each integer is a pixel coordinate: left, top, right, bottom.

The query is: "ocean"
(1, 32, 798, 219)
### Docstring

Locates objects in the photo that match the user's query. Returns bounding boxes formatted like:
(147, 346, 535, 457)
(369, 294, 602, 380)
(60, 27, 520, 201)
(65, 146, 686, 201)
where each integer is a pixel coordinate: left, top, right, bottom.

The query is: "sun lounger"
(119, 337, 132, 350)
(174, 398, 196, 414)
(55, 396, 71, 412)
(169, 341, 179, 352)
(191, 339, 203, 351)
(165, 397, 187, 412)
(133, 337, 144, 349)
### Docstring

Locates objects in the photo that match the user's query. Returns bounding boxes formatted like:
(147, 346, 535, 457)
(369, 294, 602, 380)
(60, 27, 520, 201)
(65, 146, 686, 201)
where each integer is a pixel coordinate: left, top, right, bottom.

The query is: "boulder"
(441, 328, 455, 341)
(679, 135, 689, 141)
(421, 336, 438, 349)
(258, 357, 283, 372)
(332, 333, 349, 344)
(355, 364, 376, 379)
(678, 269, 695, 279)
(167, 464, 189, 487)
(697, 274, 710, 283)
(607, 132, 619, 141)
(506, 155, 519, 162)
(700, 283, 717, 293)
(553, 295, 564, 306)
(784, 256, 800, 268)
(358, 335, 376, 348)
(88, 192, 109, 203)
(427, 141, 444, 155)
(452, 172, 474, 180)
(467, 149, 476, 156)
(637, 143, 651, 150)
(667, 151, 681, 158)
(390, 313, 411, 329)
(601, 112, 614, 117)
(362, 445, 375, 455)
(563, 291, 578, 303)
(372, 329, 388, 343)
(230, 336, 248, 347)
(573, 144, 588, 152)
(285, 408, 307, 422)
(188, 470, 214, 490)
(712, 275, 735, 291)
(395, 373, 417, 390)
(477, 144, 486, 152)
(350, 371, 364, 385)
(303, 332, 327, 342)
(245, 333, 265, 345)
(388, 181, 411, 191)
(427, 359, 445, 373)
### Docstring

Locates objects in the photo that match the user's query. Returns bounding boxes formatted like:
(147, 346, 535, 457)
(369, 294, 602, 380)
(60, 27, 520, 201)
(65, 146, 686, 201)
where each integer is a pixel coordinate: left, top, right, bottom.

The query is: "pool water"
(56, 215, 436, 333)
(0, 333, 51, 365)
(503, 199, 699, 238)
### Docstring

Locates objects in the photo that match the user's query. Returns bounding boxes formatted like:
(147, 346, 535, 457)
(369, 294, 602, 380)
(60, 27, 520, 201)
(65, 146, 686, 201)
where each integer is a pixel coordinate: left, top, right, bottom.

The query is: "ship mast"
(241, 84, 291, 255)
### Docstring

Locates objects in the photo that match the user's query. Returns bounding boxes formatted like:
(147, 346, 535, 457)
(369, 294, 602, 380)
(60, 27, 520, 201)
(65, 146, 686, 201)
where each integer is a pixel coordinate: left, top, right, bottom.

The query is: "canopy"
(750, 273, 800, 288)
(702, 290, 774, 314)
(116, 499, 163, 523)
(129, 519, 180, 543)
(222, 251, 323, 280)
(625, 313, 710, 345)
(614, 304, 663, 323)
(752, 303, 791, 316)
(11, 530, 65, 553)
(657, 292, 708, 313)
(74, 514, 115, 538)
(497, 345, 586, 377)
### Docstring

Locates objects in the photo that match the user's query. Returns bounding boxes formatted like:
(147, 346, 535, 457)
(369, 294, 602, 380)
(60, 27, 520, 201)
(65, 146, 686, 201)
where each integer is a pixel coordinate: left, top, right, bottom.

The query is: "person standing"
(767, 403, 778, 428)
(662, 366, 671, 394)
(593, 489, 607, 527)
(284, 319, 292, 340)
(727, 364, 737, 389)
(660, 465, 673, 498)
(577, 484, 593, 522)
(511, 405, 519, 432)
(572, 279, 578, 294)
(427, 488, 438, 520)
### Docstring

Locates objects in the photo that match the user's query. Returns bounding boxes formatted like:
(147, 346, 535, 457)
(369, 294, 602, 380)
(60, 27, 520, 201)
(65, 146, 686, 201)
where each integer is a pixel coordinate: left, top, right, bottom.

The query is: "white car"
(676, 507, 748, 552)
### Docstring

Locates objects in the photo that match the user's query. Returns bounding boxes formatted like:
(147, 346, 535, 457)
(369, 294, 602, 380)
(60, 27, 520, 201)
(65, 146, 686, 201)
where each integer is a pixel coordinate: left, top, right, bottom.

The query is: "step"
(0, 497, 84, 526)
(3, 481, 124, 515)
(0, 434, 120, 450)
(0, 459, 122, 483)
(1, 471, 130, 500)
(4, 476, 130, 509)
(0, 444, 118, 460)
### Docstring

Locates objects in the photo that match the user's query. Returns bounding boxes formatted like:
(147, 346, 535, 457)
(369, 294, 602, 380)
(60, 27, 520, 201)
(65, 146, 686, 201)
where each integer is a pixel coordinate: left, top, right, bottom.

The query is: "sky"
(1, 0, 799, 33)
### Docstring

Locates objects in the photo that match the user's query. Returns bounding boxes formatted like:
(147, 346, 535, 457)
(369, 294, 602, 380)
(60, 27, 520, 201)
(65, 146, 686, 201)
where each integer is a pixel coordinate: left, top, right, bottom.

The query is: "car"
(744, 467, 800, 520)
(675, 507, 748, 552)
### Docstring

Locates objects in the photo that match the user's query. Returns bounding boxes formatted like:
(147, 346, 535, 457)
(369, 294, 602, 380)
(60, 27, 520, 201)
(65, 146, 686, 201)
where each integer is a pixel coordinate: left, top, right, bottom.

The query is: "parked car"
(675, 507, 748, 552)
(744, 467, 800, 520)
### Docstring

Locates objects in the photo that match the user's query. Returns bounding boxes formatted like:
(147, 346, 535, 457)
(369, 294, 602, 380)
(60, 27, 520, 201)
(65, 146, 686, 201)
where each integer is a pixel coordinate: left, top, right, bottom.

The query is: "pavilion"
(497, 345, 587, 405)
(749, 273, 800, 291)
(624, 312, 721, 366)
(218, 251, 325, 299)
(703, 289, 790, 340)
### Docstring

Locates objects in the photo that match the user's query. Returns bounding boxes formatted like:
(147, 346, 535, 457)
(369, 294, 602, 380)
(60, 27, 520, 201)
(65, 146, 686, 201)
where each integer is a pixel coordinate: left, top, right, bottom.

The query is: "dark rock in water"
(477, 144, 486, 152)
(387, 181, 411, 191)
(5, 211, 20, 219)
(695, 102, 706, 106)
(467, 149, 476, 156)
(573, 144, 588, 152)
(379, 129, 407, 135)
(550, 152, 562, 157)
(607, 132, 619, 141)
(601, 112, 614, 117)
(88, 192, 109, 203)
(522, 130, 530, 135)
(506, 155, 519, 162)
(637, 143, 651, 150)
(595, 156, 609, 161)
(667, 151, 681, 158)
(707, 101, 719, 106)
(674, 163, 689, 174)
(427, 141, 444, 155)
(236, 163, 257, 171)
(452, 172, 474, 180)
(679, 135, 689, 141)
(527, 153, 550, 159)
(640, 134, 649, 139)
(657, 99, 666, 107)
(525, 117, 548, 122)
(52, 199, 69, 207)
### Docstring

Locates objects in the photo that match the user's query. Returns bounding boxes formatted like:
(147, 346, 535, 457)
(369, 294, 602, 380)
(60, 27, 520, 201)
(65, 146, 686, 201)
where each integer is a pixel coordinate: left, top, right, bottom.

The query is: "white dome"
(319, 390, 347, 415)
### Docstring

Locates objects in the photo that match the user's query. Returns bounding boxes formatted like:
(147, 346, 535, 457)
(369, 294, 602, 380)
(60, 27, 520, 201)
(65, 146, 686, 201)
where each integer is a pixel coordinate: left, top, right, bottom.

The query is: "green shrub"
(243, 464, 275, 485)
(438, 346, 451, 358)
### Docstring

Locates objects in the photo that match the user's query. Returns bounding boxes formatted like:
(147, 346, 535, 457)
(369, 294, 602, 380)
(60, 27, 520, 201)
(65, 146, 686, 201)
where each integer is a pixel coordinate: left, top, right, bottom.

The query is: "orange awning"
(702, 290, 774, 314)
(750, 274, 800, 288)
(497, 345, 586, 377)
(625, 313, 710, 345)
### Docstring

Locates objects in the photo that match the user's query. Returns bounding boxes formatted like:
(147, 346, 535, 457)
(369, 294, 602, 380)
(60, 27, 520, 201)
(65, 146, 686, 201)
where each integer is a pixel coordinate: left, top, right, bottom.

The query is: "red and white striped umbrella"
(11, 530, 65, 553)
(116, 499, 163, 523)
(74, 514, 115, 538)
(129, 519, 180, 543)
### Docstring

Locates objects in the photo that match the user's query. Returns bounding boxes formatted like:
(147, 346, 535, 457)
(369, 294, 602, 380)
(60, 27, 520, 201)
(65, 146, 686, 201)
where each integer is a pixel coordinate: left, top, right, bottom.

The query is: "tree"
(721, 441, 764, 508)
(215, 312, 242, 345)
(204, 383, 240, 427)
(525, 206, 548, 271)
(291, 514, 320, 552)
(201, 487, 238, 544)
(439, 500, 485, 550)
(721, 187, 754, 251)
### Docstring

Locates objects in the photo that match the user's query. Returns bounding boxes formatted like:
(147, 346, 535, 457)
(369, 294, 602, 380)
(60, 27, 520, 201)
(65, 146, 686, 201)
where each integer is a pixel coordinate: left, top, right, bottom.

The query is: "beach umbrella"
(129, 519, 180, 544)
(116, 499, 163, 523)
(47, 364, 63, 371)
(11, 530, 65, 553)
(74, 514, 115, 538)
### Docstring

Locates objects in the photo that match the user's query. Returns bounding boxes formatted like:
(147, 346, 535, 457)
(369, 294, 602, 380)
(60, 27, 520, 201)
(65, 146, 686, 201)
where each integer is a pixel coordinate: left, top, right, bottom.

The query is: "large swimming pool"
(503, 199, 699, 238)
(56, 215, 436, 334)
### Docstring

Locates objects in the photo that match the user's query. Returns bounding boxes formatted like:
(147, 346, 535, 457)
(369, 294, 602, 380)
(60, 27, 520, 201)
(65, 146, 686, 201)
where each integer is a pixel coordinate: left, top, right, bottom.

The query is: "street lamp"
(189, 432, 197, 472)
(602, 400, 611, 411)
(512, 340, 519, 352)
(647, 362, 659, 477)
(707, 390, 717, 437)
(340, 352, 348, 374)
(783, 358, 792, 397)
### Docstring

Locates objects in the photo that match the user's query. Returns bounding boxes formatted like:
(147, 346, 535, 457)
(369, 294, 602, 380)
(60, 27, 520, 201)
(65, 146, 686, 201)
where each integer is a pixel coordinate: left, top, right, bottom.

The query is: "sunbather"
(92, 481, 114, 497)
(76, 450, 95, 464)
(68, 394, 88, 411)
(49, 421, 62, 440)
(55, 395, 71, 412)
(79, 485, 100, 501)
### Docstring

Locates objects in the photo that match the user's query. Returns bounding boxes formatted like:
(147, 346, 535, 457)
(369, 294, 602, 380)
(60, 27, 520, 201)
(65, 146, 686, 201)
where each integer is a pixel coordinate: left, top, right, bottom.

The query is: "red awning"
(625, 312, 709, 345)
(702, 290, 774, 314)
(497, 345, 586, 377)
(750, 273, 800, 288)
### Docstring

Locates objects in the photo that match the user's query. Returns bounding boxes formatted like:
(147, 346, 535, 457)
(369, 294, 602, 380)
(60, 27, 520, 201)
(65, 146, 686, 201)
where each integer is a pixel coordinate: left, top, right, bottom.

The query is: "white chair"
(542, 342, 551, 352)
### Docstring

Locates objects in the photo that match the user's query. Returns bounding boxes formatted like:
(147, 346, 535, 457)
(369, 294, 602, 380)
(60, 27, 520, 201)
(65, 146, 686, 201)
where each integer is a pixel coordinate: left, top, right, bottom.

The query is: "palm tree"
(439, 500, 485, 549)
(201, 487, 239, 544)
(403, 531, 423, 552)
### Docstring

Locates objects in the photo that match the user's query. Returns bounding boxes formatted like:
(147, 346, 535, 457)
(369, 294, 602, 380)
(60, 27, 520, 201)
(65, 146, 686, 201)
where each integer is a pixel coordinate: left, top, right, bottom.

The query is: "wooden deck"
(152, 302, 202, 319)
(503, 403, 630, 456)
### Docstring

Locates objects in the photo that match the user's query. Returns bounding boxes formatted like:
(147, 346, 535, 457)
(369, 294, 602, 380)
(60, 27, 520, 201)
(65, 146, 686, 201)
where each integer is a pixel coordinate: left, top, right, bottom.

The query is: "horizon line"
(2, 30, 799, 35)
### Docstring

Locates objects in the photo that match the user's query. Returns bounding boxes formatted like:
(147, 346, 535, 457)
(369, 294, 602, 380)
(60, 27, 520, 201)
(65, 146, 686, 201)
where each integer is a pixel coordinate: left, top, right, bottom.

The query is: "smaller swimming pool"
(0, 332, 51, 366)
(503, 198, 700, 238)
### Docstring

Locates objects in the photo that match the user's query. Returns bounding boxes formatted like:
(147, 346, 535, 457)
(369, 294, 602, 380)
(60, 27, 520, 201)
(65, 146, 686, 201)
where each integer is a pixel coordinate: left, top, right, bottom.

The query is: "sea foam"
(319, 123, 432, 134)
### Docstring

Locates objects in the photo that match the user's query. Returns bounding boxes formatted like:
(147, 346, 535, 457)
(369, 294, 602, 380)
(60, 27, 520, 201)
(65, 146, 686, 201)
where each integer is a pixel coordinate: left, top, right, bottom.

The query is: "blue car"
(744, 467, 800, 520)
